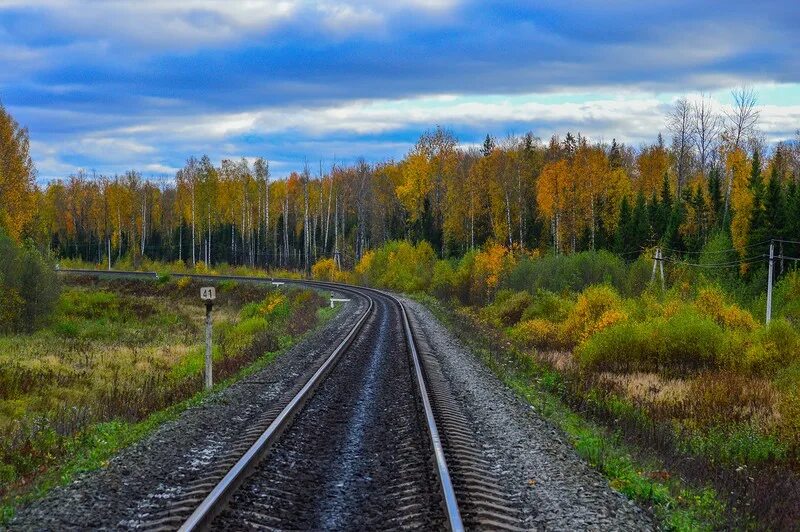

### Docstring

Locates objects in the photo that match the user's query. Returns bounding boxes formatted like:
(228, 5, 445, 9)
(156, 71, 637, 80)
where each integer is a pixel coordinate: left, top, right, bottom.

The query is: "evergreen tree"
(648, 190, 660, 241)
(614, 196, 633, 255)
(631, 190, 650, 252)
(609, 139, 623, 169)
(707, 166, 723, 229)
(747, 148, 769, 256)
(786, 181, 800, 260)
(764, 165, 786, 242)
(481, 134, 495, 157)
(664, 198, 686, 253)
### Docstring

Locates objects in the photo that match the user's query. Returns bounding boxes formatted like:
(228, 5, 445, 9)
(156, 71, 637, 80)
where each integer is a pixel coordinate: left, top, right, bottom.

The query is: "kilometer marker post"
(200, 286, 216, 389)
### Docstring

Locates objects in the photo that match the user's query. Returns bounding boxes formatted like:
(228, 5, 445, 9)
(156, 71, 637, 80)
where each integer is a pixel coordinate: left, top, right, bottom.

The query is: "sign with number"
(200, 287, 216, 301)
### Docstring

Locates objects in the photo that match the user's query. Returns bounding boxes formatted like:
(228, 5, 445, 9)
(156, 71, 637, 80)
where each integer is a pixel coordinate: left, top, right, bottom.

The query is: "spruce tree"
(609, 139, 623, 169)
(707, 166, 723, 229)
(481, 134, 495, 157)
(764, 165, 786, 242)
(787, 180, 800, 259)
(747, 148, 769, 256)
(631, 191, 650, 252)
(664, 199, 686, 253)
(614, 196, 633, 255)
(648, 191, 661, 241)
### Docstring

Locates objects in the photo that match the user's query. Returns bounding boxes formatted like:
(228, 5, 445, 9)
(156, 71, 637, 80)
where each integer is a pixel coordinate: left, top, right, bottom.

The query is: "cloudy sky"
(2, 0, 799, 180)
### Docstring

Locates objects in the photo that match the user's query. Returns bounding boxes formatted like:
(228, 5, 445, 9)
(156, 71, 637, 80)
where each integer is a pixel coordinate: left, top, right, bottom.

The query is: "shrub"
(430, 260, 457, 300)
(522, 290, 573, 323)
(561, 285, 627, 345)
(485, 290, 534, 326)
(353, 240, 436, 292)
(746, 319, 800, 376)
(470, 243, 517, 304)
(772, 270, 800, 326)
(577, 306, 725, 374)
(509, 318, 563, 350)
(576, 320, 656, 372)
(503, 250, 628, 295)
(0, 230, 60, 333)
(312, 258, 338, 282)
(695, 286, 757, 331)
(659, 308, 724, 372)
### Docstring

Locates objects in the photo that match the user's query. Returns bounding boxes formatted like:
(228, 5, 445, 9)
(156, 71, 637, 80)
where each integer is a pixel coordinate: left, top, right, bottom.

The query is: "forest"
(2, 89, 799, 282)
(5, 90, 800, 527)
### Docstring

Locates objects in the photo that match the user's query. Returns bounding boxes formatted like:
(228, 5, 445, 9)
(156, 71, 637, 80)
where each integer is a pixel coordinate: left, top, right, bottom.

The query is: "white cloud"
(29, 86, 800, 180)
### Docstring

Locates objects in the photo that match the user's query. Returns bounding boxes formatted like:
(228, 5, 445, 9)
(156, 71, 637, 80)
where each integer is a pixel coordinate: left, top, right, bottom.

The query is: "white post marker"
(200, 287, 216, 389)
(330, 296, 351, 308)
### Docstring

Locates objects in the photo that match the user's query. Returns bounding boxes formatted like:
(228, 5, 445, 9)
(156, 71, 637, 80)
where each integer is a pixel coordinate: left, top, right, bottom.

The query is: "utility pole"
(651, 247, 665, 289)
(766, 240, 774, 324)
(200, 286, 216, 389)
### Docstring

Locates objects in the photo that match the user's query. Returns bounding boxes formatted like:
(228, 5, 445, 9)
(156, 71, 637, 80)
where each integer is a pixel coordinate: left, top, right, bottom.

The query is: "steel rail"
(393, 293, 465, 531)
(57, 268, 463, 531)
(177, 288, 373, 531)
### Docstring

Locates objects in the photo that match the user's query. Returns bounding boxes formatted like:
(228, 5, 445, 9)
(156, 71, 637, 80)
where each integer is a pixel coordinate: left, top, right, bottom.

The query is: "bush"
(746, 319, 800, 376)
(504, 251, 628, 295)
(659, 308, 724, 371)
(0, 230, 60, 333)
(695, 286, 757, 331)
(561, 285, 627, 345)
(430, 260, 457, 300)
(353, 240, 436, 293)
(576, 321, 656, 372)
(577, 307, 725, 374)
(509, 318, 564, 350)
(312, 258, 341, 282)
(522, 290, 573, 323)
(485, 290, 534, 326)
(470, 243, 517, 304)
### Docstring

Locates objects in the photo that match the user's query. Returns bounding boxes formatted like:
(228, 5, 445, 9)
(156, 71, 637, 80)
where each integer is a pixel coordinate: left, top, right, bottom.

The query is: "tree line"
(1, 89, 800, 275)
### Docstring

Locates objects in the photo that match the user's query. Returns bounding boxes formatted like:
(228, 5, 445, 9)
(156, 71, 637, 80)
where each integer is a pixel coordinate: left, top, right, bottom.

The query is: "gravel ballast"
(400, 296, 655, 531)
(7, 293, 367, 531)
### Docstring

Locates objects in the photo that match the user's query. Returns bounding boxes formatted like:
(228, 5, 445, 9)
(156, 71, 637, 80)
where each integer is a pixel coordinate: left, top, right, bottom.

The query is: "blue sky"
(1, 0, 799, 181)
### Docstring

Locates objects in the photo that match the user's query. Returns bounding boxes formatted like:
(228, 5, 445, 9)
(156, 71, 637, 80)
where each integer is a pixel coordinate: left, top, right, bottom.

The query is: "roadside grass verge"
(412, 293, 729, 530)
(0, 277, 335, 524)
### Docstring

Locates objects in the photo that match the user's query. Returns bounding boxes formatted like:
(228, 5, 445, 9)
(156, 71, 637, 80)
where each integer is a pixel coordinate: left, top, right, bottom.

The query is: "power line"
(658, 254, 766, 269)
(658, 239, 771, 256)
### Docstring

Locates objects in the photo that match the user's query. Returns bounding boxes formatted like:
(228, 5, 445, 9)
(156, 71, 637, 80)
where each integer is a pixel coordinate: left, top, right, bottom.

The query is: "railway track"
(59, 269, 521, 530)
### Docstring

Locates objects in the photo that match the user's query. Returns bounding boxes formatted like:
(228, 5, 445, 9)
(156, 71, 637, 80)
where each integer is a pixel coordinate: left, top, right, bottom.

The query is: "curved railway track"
(58, 269, 520, 530)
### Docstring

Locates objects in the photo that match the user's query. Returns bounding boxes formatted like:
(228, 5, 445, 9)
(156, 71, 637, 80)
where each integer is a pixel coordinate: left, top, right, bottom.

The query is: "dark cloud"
(1, 0, 798, 178)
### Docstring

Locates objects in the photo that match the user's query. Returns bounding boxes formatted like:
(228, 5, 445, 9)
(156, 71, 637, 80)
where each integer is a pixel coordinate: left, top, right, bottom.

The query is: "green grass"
(413, 293, 727, 530)
(0, 293, 339, 525)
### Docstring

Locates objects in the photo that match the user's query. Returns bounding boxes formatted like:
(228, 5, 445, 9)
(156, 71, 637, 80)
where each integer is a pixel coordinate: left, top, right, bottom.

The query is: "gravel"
(8, 285, 656, 531)
(7, 292, 367, 531)
(399, 296, 656, 531)
(213, 293, 443, 530)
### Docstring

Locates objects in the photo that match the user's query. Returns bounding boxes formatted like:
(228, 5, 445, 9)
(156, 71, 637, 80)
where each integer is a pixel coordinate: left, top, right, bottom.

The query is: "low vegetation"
(0, 229, 60, 333)
(0, 275, 330, 519)
(315, 238, 800, 529)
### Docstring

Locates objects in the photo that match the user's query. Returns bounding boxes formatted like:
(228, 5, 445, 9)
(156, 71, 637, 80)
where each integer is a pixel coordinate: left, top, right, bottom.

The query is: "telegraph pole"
(766, 240, 774, 325)
(200, 286, 216, 389)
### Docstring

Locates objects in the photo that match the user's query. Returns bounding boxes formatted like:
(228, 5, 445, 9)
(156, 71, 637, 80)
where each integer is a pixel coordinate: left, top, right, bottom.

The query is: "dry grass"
(0, 276, 326, 492)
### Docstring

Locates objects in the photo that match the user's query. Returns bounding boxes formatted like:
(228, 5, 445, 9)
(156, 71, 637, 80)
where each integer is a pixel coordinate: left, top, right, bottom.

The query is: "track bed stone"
(399, 296, 656, 531)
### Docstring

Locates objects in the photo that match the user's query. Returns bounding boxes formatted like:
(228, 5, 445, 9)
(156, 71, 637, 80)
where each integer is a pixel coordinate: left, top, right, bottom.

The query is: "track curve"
(57, 269, 520, 530)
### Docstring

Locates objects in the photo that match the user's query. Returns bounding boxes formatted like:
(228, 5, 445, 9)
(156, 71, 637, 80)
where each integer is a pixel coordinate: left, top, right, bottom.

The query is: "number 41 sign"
(200, 287, 216, 301)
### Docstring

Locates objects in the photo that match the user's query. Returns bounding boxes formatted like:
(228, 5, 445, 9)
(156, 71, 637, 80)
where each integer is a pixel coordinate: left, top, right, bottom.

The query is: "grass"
(0, 275, 334, 524)
(412, 292, 729, 530)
